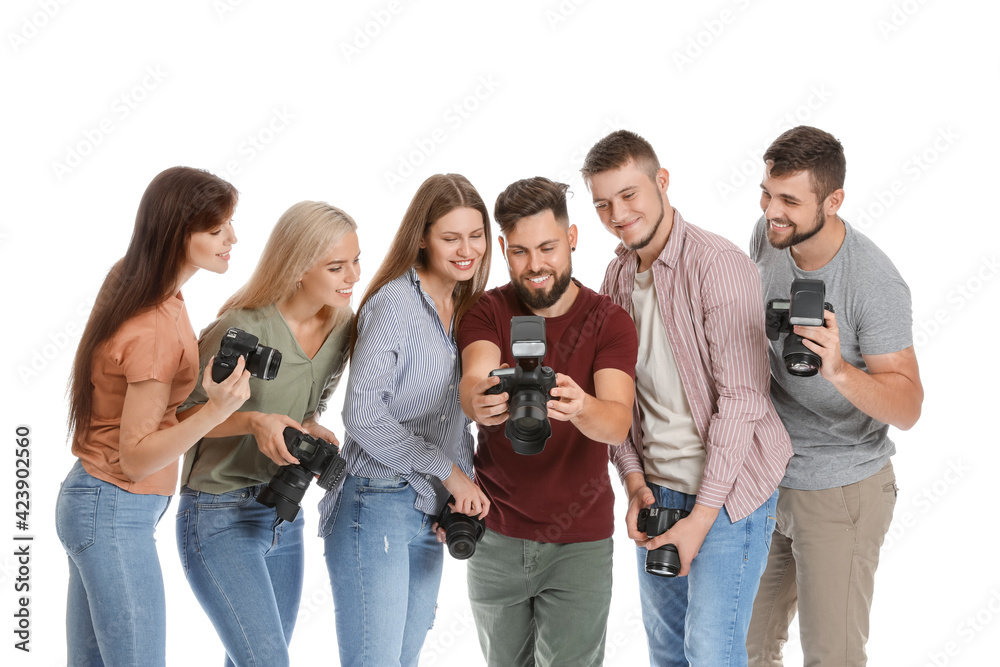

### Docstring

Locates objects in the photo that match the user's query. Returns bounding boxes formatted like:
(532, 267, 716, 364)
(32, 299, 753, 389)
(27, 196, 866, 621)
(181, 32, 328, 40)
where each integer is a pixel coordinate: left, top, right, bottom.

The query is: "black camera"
(485, 316, 558, 455)
(256, 427, 347, 522)
(212, 327, 282, 382)
(765, 279, 834, 378)
(435, 495, 486, 560)
(636, 506, 689, 577)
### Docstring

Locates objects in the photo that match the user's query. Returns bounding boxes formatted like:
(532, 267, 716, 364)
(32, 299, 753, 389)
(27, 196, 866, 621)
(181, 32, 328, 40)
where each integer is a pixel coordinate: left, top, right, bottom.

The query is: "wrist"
(624, 472, 648, 501)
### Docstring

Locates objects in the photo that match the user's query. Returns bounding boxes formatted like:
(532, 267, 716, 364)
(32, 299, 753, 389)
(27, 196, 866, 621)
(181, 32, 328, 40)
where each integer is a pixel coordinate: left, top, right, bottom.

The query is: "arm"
(547, 368, 633, 445)
(119, 357, 251, 483)
(796, 312, 923, 430)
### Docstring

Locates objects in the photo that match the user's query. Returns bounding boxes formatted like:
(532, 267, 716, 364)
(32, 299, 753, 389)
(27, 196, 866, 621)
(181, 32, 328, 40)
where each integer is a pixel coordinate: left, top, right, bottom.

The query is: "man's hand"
(624, 472, 655, 546)
(795, 309, 848, 381)
(644, 504, 718, 577)
(468, 367, 510, 426)
(547, 373, 586, 422)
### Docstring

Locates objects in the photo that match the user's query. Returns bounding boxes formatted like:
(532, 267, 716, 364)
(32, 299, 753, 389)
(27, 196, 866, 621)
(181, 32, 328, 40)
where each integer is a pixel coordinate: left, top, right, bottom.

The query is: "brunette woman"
(320, 174, 492, 666)
(56, 167, 250, 666)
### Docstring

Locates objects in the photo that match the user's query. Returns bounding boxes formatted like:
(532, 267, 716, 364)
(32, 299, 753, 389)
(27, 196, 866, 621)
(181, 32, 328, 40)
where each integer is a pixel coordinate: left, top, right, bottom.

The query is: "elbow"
(895, 404, 922, 432)
(118, 453, 151, 485)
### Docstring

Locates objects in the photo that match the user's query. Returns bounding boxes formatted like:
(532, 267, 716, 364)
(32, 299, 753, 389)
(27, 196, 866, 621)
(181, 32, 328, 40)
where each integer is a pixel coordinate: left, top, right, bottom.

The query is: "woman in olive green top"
(176, 201, 361, 667)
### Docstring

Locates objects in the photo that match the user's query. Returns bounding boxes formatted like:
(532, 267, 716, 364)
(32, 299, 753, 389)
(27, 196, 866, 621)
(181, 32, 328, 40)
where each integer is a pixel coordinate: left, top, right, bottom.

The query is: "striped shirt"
(600, 209, 792, 521)
(318, 269, 474, 525)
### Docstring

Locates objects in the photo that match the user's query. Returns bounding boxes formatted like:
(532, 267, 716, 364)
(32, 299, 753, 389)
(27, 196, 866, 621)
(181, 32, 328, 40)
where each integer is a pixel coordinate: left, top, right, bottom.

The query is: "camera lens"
(645, 544, 681, 577)
(440, 510, 486, 560)
(246, 345, 282, 381)
(506, 389, 551, 455)
(256, 467, 311, 522)
(782, 333, 821, 377)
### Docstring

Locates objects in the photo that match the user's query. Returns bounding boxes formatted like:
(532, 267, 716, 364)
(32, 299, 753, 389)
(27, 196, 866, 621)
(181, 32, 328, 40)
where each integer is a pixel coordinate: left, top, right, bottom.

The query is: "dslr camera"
(485, 316, 558, 455)
(435, 495, 486, 560)
(212, 327, 282, 382)
(256, 427, 347, 522)
(765, 279, 834, 378)
(636, 506, 690, 577)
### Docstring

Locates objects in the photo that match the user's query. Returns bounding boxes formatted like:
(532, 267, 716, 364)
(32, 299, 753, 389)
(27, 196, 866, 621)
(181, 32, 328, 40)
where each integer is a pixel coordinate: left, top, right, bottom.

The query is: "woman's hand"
(250, 412, 305, 466)
(201, 355, 252, 423)
(301, 419, 340, 448)
(441, 464, 490, 519)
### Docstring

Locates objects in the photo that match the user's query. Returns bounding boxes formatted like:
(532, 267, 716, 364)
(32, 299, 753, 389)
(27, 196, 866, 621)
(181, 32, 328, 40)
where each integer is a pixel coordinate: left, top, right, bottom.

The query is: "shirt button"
(451, 353, 456, 360)
(448, 384, 454, 390)
(440, 415, 446, 421)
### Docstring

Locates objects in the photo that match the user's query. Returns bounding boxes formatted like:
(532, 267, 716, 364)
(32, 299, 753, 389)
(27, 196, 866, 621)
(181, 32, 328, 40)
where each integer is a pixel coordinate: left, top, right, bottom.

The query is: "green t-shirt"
(180, 304, 351, 494)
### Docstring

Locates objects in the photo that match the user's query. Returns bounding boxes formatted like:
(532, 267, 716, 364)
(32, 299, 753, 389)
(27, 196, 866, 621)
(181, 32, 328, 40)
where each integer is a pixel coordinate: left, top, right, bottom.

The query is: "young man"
(582, 130, 793, 667)
(746, 126, 923, 666)
(458, 176, 637, 667)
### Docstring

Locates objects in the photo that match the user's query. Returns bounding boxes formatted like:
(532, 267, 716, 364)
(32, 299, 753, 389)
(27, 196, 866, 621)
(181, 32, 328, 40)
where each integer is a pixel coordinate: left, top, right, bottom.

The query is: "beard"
(766, 205, 826, 250)
(625, 195, 666, 251)
(513, 263, 573, 311)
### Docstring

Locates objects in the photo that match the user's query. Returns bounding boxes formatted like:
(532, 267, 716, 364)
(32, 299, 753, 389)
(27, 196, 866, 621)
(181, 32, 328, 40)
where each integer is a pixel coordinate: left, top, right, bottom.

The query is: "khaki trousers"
(747, 461, 897, 667)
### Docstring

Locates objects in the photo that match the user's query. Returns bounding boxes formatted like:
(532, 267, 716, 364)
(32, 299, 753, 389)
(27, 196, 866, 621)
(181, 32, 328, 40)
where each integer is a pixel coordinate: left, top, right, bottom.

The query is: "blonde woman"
(176, 201, 360, 667)
(320, 174, 491, 666)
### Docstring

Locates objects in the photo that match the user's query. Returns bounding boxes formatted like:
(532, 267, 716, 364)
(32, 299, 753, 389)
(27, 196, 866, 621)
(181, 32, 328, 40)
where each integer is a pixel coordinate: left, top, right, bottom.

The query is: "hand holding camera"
(200, 354, 252, 423)
(256, 427, 348, 522)
(434, 495, 487, 560)
(250, 412, 306, 466)
(765, 279, 836, 378)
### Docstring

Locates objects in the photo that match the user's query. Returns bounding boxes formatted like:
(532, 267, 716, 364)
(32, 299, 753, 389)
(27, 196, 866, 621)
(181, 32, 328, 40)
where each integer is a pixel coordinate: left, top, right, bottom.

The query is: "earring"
(571, 247, 576, 252)
(296, 280, 302, 289)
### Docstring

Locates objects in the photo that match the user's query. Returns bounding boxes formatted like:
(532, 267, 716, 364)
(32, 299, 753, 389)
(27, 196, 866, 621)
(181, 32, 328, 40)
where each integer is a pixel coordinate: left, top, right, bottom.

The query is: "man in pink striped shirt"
(583, 130, 793, 667)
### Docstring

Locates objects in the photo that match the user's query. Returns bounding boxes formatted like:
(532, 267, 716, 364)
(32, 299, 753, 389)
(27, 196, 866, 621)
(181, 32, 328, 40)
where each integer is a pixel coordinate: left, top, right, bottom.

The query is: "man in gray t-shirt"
(746, 126, 924, 667)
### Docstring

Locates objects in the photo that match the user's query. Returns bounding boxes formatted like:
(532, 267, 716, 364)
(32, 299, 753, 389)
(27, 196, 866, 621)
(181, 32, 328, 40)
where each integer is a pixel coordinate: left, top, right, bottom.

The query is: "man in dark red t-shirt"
(458, 176, 638, 667)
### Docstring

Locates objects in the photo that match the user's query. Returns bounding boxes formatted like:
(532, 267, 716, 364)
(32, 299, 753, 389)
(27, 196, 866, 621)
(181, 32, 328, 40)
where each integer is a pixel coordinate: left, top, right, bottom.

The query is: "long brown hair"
(219, 201, 357, 333)
(68, 167, 238, 440)
(353, 173, 491, 354)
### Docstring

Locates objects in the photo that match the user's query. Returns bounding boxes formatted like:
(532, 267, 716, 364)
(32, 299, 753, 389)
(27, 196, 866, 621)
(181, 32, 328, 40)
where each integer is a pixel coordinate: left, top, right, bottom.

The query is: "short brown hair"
(581, 129, 660, 183)
(764, 126, 846, 201)
(494, 177, 570, 235)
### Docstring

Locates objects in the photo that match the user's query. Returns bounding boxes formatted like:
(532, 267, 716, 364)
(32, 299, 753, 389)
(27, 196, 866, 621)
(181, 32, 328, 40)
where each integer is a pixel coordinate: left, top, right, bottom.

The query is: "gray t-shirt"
(750, 216, 913, 490)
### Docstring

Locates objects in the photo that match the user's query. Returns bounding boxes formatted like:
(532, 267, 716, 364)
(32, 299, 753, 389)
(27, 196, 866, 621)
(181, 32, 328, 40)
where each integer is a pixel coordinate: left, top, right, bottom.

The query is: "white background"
(3, 1, 998, 665)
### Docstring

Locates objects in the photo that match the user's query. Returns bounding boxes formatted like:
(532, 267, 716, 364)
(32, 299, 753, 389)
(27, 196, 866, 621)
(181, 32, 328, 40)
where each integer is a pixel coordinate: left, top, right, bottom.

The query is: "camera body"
(484, 316, 557, 455)
(636, 506, 689, 577)
(435, 496, 486, 560)
(256, 427, 347, 522)
(764, 279, 834, 377)
(212, 327, 282, 383)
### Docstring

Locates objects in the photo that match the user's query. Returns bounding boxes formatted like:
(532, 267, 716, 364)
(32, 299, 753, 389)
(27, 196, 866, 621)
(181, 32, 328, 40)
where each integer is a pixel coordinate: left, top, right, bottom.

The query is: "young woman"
(320, 173, 492, 666)
(176, 201, 360, 667)
(56, 166, 250, 666)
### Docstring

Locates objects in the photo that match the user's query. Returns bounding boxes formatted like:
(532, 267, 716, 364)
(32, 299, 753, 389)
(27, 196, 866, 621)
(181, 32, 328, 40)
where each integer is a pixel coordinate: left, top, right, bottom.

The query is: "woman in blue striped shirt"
(320, 173, 492, 666)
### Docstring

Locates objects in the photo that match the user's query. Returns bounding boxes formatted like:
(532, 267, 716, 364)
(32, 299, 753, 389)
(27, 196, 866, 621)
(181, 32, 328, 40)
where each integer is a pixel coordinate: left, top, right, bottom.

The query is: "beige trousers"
(747, 461, 897, 667)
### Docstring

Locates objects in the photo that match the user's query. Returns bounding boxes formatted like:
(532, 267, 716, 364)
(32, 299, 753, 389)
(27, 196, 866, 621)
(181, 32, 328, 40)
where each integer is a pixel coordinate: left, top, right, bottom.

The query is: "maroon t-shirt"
(458, 282, 638, 543)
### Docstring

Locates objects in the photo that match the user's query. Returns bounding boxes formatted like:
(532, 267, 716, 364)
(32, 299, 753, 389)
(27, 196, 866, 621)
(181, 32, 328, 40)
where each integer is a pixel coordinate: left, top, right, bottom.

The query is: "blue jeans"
(55, 459, 171, 666)
(176, 485, 304, 667)
(637, 483, 778, 667)
(322, 474, 443, 667)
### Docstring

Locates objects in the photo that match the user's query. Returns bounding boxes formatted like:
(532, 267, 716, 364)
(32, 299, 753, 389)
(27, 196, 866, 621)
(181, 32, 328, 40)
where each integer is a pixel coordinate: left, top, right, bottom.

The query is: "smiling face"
(420, 206, 487, 285)
(186, 218, 237, 274)
(298, 230, 361, 308)
(588, 160, 670, 255)
(500, 209, 577, 312)
(759, 168, 827, 249)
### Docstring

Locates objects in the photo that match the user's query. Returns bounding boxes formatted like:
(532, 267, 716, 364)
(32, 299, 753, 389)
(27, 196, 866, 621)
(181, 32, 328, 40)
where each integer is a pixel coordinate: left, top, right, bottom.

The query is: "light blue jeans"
(322, 474, 443, 667)
(55, 459, 171, 666)
(637, 483, 778, 667)
(176, 484, 304, 667)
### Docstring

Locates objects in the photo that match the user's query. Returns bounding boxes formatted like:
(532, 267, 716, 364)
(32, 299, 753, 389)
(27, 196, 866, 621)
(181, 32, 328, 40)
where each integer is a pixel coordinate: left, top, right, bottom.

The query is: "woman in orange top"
(55, 167, 251, 666)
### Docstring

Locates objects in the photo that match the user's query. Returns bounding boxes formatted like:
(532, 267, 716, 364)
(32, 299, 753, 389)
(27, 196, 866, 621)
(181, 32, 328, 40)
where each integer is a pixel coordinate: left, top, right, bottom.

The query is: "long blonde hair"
(353, 174, 491, 355)
(221, 201, 358, 331)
